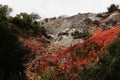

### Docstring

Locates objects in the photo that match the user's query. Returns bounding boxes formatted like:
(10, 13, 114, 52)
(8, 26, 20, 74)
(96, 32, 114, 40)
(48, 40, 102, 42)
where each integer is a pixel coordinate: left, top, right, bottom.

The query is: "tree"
(0, 5, 30, 79)
(0, 25, 30, 80)
(30, 13, 40, 22)
(9, 12, 31, 28)
(108, 4, 119, 13)
(44, 18, 48, 22)
(0, 4, 12, 18)
(0, 4, 12, 22)
(10, 12, 40, 27)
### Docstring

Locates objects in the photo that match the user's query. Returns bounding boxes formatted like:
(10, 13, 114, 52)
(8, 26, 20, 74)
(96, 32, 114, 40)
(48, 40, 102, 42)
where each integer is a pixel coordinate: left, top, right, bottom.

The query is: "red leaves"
(24, 38, 47, 54)
(51, 25, 120, 78)
(26, 25, 120, 79)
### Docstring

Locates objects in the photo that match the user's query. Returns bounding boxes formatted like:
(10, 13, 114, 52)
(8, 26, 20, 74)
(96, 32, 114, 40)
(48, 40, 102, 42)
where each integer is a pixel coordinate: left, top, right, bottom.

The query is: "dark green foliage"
(44, 18, 48, 22)
(0, 4, 32, 80)
(9, 12, 36, 27)
(79, 36, 120, 80)
(71, 31, 90, 39)
(10, 13, 30, 27)
(75, 46, 86, 59)
(75, 46, 81, 56)
(0, 25, 30, 80)
(93, 43, 100, 51)
(29, 13, 40, 22)
(0, 4, 48, 80)
(0, 4, 12, 21)
(107, 4, 119, 13)
(0, 26, 30, 66)
(9, 12, 47, 37)
(93, 20, 100, 26)
(106, 19, 118, 26)
(0, 4, 11, 27)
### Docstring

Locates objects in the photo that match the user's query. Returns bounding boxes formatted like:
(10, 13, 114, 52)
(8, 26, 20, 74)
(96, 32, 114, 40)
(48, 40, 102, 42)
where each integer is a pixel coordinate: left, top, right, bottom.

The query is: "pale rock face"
(41, 12, 120, 47)
(43, 13, 96, 35)
(105, 12, 120, 22)
(52, 28, 84, 47)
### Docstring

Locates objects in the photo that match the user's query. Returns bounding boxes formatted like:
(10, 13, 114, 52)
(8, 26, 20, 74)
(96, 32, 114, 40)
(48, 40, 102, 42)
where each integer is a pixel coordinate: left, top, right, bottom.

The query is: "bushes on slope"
(79, 35, 120, 80)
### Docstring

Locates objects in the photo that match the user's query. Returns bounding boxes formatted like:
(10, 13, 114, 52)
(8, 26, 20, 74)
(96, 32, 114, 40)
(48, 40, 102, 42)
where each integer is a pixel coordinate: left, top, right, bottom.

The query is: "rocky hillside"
(41, 10, 120, 47)
(25, 5, 120, 80)
(1, 4, 120, 80)
(27, 25, 120, 80)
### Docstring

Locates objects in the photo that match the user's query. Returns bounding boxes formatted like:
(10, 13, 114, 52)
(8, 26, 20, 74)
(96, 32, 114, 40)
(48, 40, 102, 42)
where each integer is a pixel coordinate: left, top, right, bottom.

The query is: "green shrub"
(107, 4, 119, 13)
(0, 25, 30, 80)
(79, 36, 120, 80)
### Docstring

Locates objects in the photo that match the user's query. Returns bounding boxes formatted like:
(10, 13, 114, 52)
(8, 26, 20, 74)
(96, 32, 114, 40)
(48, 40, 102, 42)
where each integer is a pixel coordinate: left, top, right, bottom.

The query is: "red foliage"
(27, 25, 120, 79)
(24, 38, 47, 54)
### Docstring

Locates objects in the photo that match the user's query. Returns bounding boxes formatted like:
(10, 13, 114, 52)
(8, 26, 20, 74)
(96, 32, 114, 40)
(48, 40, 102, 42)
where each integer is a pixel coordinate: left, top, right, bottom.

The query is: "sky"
(0, 0, 120, 18)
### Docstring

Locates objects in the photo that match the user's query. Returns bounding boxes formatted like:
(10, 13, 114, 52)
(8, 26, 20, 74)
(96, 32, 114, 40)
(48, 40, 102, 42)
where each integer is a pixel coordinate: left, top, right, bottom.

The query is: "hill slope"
(41, 11, 120, 47)
(27, 25, 120, 80)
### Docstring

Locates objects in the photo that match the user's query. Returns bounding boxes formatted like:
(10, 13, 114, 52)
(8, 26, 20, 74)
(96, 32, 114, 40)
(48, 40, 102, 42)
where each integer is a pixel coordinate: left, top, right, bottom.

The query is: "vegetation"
(9, 12, 47, 37)
(71, 31, 90, 39)
(79, 36, 120, 80)
(0, 24, 31, 80)
(0, 4, 48, 80)
(84, 18, 92, 25)
(107, 4, 119, 13)
(44, 18, 48, 22)
(31, 25, 120, 80)
(0, 4, 33, 80)
(0, 3, 120, 80)
(93, 20, 100, 26)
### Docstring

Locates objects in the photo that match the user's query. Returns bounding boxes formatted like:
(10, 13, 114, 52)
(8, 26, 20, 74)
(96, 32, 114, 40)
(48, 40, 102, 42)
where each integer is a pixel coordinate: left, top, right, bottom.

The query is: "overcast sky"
(0, 0, 120, 18)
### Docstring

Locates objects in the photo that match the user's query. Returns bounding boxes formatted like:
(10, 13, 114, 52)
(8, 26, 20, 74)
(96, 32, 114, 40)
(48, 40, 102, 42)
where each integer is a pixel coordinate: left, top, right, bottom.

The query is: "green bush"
(9, 12, 47, 37)
(79, 36, 120, 80)
(107, 4, 119, 13)
(0, 25, 30, 80)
